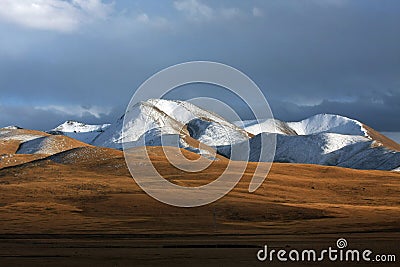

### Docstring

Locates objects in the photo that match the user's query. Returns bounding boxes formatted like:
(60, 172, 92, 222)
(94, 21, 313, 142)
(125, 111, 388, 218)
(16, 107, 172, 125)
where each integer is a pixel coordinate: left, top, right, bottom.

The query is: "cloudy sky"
(0, 0, 399, 131)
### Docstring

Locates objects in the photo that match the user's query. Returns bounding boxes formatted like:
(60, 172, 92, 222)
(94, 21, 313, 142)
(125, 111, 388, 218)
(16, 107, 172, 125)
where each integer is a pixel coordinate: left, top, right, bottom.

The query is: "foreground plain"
(0, 146, 399, 266)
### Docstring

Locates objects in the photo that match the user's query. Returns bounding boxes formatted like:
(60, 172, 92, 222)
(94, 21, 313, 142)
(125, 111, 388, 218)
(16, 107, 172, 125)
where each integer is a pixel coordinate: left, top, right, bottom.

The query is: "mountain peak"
(288, 113, 367, 136)
(1, 125, 23, 130)
(65, 120, 83, 124)
(41, 99, 399, 171)
(50, 121, 111, 144)
(53, 121, 110, 133)
(93, 98, 250, 149)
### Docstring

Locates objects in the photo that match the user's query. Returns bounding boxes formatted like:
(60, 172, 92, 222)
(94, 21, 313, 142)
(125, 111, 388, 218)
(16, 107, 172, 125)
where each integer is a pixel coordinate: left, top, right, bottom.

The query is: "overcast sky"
(0, 0, 399, 131)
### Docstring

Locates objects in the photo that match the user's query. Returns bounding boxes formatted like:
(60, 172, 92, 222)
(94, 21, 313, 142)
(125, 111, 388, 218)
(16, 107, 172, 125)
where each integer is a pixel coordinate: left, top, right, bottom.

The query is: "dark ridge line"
(0, 147, 85, 172)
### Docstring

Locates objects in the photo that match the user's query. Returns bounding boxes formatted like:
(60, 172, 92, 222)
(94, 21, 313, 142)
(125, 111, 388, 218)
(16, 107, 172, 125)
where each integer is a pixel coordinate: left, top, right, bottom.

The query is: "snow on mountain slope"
(138, 99, 250, 146)
(53, 120, 110, 133)
(90, 115, 124, 149)
(147, 99, 235, 126)
(0, 128, 51, 165)
(0, 128, 48, 143)
(216, 133, 276, 162)
(51, 99, 398, 171)
(238, 119, 296, 135)
(303, 139, 399, 170)
(16, 135, 89, 155)
(2, 126, 22, 130)
(217, 132, 399, 170)
(186, 118, 249, 146)
(218, 132, 368, 164)
(287, 114, 368, 136)
(51, 121, 110, 144)
(274, 133, 369, 163)
(91, 101, 184, 149)
(273, 133, 370, 165)
(242, 114, 368, 137)
(93, 99, 250, 149)
(234, 113, 400, 169)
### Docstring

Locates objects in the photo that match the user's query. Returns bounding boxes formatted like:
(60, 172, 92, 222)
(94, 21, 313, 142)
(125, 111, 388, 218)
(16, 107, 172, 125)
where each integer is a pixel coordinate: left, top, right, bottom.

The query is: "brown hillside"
(1, 129, 90, 169)
(0, 146, 398, 236)
(363, 124, 400, 151)
(16, 135, 91, 155)
(0, 146, 399, 266)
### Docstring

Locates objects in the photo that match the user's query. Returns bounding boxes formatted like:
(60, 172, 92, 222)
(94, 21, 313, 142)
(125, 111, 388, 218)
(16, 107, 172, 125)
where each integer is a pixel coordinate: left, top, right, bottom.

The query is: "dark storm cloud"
(0, 0, 399, 131)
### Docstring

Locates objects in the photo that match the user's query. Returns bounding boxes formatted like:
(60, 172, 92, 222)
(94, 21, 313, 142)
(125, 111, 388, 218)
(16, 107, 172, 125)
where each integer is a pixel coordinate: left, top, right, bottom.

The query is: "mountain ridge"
(3, 99, 399, 171)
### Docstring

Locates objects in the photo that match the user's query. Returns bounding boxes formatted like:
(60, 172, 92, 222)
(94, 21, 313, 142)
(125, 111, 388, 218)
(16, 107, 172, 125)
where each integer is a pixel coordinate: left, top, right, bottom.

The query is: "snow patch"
(1, 125, 22, 130)
(0, 129, 44, 142)
(53, 120, 110, 133)
(51, 121, 110, 144)
(16, 136, 85, 155)
(287, 114, 368, 136)
(241, 114, 368, 137)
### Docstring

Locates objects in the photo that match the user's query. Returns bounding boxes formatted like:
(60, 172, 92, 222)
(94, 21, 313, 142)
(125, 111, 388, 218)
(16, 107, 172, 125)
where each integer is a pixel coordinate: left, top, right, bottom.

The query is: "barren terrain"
(0, 145, 399, 266)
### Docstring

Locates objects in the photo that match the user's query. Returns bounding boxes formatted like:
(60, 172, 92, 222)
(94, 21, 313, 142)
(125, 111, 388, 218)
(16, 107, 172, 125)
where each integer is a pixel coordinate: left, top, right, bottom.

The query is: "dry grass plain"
(0, 146, 399, 266)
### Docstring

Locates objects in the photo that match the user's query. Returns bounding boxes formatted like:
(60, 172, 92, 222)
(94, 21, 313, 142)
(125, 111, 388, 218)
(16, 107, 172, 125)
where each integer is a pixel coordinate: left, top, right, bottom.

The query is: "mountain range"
(1, 99, 399, 171)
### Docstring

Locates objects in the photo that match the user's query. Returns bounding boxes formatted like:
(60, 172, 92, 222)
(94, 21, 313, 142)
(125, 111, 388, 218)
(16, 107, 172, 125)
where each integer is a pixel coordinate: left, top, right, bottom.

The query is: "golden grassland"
(0, 146, 399, 266)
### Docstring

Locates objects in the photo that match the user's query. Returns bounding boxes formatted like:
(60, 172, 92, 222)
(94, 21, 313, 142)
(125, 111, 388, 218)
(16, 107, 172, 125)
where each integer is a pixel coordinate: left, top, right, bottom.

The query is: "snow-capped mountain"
(218, 132, 400, 170)
(50, 120, 110, 144)
(230, 114, 400, 170)
(53, 120, 110, 133)
(92, 99, 250, 150)
(2, 125, 22, 130)
(241, 114, 368, 137)
(46, 99, 399, 171)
